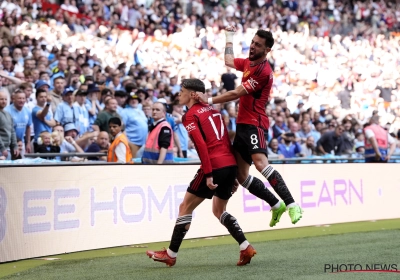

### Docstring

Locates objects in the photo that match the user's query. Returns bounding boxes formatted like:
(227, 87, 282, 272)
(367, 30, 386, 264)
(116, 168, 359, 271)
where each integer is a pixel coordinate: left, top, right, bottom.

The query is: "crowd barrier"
(0, 164, 399, 262)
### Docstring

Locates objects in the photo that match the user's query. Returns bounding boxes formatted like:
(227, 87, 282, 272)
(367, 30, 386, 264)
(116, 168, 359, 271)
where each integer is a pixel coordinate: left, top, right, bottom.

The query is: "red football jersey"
(182, 103, 237, 177)
(234, 58, 273, 129)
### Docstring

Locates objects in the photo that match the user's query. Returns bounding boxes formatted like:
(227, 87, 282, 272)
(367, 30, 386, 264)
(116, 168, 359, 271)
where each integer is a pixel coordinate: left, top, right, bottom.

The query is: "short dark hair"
(54, 76, 65, 82)
(35, 88, 47, 98)
(101, 88, 112, 96)
(181, 79, 205, 93)
(108, 117, 122, 126)
(256, 30, 274, 48)
(125, 82, 137, 93)
(114, 90, 127, 97)
(39, 71, 49, 77)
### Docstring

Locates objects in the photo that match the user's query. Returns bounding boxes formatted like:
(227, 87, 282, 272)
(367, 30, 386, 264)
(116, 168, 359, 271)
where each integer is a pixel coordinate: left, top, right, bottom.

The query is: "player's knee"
(178, 202, 190, 216)
(252, 154, 269, 172)
(212, 207, 224, 219)
(237, 170, 248, 184)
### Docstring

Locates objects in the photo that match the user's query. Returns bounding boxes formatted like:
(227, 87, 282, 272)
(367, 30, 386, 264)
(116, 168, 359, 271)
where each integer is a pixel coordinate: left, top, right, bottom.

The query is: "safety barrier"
(0, 164, 399, 262)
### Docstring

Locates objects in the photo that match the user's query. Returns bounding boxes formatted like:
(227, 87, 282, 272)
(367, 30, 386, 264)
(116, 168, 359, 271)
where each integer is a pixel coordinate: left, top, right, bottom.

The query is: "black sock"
(220, 212, 246, 245)
(169, 214, 192, 253)
(261, 165, 295, 206)
(242, 175, 279, 207)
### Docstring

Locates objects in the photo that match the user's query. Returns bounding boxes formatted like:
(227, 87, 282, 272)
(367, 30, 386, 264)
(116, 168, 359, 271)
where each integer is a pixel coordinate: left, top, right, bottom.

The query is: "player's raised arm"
(224, 26, 236, 68)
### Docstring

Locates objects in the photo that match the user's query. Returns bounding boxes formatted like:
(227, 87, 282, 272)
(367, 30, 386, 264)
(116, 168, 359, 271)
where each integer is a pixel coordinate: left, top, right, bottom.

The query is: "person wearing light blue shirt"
(73, 90, 90, 136)
(278, 133, 302, 158)
(114, 90, 127, 115)
(298, 120, 321, 145)
(32, 89, 56, 144)
(85, 95, 101, 126)
(172, 101, 189, 158)
(54, 89, 77, 127)
(5, 90, 32, 154)
(121, 94, 148, 157)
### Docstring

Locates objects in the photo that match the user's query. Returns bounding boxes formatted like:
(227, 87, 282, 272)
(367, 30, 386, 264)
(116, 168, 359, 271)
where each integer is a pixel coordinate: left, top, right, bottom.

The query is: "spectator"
(354, 131, 365, 150)
(272, 116, 288, 138)
(107, 117, 132, 163)
(341, 119, 356, 155)
(99, 88, 112, 110)
(171, 100, 188, 158)
(86, 131, 109, 161)
(317, 125, 345, 156)
(121, 93, 148, 157)
(298, 120, 320, 144)
(352, 142, 365, 159)
(136, 89, 149, 105)
(267, 138, 283, 159)
(36, 131, 60, 160)
(0, 90, 18, 160)
(73, 89, 90, 136)
(114, 90, 127, 115)
(5, 89, 32, 155)
(278, 132, 302, 158)
(52, 124, 84, 154)
(0, 69, 23, 106)
(142, 102, 173, 164)
(49, 76, 65, 114)
(85, 87, 102, 127)
(142, 101, 153, 126)
(32, 89, 56, 151)
(301, 136, 316, 157)
(221, 68, 237, 91)
(15, 138, 23, 160)
(35, 80, 51, 92)
(93, 97, 122, 133)
(54, 89, 76, 127)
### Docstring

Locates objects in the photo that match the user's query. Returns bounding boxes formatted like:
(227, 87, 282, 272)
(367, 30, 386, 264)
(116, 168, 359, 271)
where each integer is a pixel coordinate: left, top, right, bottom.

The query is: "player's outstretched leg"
(219, 211, 257, 266)
(261, 165, 303, 224)
(146, 214, 192, 267)
(242, 175, 286, 227)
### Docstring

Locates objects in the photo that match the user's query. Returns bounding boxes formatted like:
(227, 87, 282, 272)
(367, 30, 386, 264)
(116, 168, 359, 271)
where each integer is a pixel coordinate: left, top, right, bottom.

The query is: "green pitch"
(1, 219, 399, 279)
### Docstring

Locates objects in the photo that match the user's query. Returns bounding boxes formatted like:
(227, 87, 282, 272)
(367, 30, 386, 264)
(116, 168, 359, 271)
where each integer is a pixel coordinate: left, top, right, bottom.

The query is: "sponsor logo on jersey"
(247, 77, 259, 89)
(185, 122, 196, 132)
(243, 70, 250, 78)
(253, 145, 259, 149)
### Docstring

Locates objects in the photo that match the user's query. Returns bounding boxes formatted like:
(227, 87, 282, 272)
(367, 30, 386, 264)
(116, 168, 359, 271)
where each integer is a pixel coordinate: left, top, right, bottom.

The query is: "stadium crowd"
(1, 0, 400, 162)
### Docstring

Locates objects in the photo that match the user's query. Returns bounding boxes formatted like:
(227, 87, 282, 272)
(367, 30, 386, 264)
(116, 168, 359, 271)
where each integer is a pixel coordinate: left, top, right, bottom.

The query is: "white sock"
(271, 201, 281, 210)
(239, 240, 250, 251)
(287, 203, 297, 208)
(167, 248, 177, 258)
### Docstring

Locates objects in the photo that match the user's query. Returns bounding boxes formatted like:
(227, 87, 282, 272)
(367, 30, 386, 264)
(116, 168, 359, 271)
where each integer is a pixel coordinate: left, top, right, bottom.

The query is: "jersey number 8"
(250, 134, 258, 145)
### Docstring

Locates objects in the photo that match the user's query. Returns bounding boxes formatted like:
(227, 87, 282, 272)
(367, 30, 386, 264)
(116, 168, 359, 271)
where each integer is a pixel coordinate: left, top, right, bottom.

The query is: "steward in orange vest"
(142, 102, 174, 164)
(364, 115, 396, 163)
(107, 117, 133, 163)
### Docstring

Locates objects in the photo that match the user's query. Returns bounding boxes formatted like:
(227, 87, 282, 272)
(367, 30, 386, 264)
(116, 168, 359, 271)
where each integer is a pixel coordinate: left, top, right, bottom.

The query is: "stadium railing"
(2, 153, 398, 165)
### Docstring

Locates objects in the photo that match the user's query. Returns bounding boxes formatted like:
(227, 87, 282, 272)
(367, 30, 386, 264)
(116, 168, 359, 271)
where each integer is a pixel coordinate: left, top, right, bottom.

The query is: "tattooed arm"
(224, 26, 236, 68)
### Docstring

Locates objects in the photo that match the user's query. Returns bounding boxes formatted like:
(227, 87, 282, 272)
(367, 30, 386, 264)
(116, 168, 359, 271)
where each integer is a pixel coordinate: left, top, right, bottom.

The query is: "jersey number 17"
(208, 113, 224, 140)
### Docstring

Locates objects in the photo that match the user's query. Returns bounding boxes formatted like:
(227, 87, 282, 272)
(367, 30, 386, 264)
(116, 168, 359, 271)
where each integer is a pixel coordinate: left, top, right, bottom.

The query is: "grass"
(1, 219, 400, 279)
